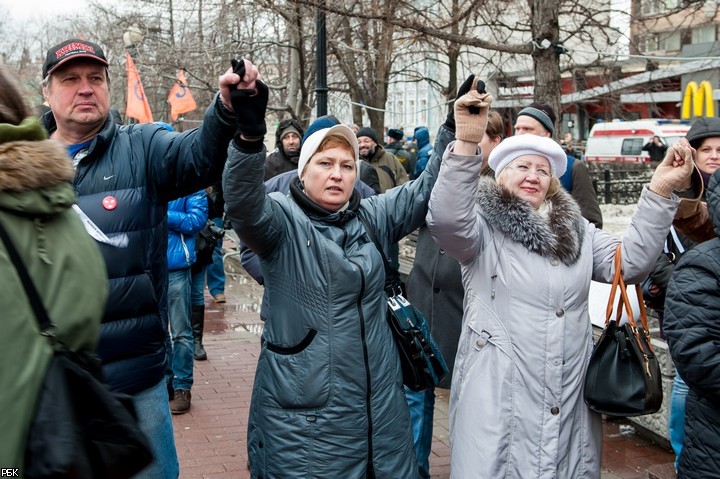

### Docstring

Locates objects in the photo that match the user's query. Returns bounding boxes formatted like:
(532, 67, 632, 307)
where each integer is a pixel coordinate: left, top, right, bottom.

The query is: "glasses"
(505, 163, 551, 179)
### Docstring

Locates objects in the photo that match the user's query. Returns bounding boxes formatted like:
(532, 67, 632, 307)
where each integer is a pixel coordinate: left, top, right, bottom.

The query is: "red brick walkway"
(172, 268, 676, 479)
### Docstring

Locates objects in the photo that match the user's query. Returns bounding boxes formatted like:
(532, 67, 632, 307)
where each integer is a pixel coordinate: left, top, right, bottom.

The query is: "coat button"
(555, 309, 564, 317)
(439, 249, 446, 255)
(551, 259, 560, 266)
(475, 338, 486, 348)
(551, 406, 560, 415)
(433, 287, 440, 293)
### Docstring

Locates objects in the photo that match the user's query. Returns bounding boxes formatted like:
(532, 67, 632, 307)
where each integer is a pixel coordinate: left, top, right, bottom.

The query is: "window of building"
(642, 0, 681, 16)
(639, 31, 681, 52)
(660, 31, 681, 51)
(692, 25, 717, 44)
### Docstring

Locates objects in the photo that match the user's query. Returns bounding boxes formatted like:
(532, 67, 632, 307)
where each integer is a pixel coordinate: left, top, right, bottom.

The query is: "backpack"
(386, 146, 413, 176)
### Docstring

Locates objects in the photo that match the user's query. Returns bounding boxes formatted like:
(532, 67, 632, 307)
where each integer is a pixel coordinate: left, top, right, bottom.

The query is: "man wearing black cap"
(385, 128, 414, 176)
(40, 38, 260, 478)
(357, 126, 409, 193)
(514, 102, 603, 228)
(264, 118, 304, 180)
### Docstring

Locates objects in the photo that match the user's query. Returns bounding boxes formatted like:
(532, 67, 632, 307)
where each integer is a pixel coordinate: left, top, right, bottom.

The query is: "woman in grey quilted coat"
(427, 96, 693, 478)
(223, 81, 474, 477)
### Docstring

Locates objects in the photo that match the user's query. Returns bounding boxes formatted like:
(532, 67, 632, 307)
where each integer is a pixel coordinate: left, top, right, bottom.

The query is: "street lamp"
(123, 24, 144, 56)
(315, 2, 327, 117)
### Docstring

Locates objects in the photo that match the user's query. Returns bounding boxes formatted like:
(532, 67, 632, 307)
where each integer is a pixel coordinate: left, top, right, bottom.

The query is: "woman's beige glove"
(649, 144, 694, 198)
(454, 78, 493, 144)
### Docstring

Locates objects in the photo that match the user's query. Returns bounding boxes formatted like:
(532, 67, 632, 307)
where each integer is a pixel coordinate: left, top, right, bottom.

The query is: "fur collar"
(0, 140, 74, 191)
(476, 177, 585, 266)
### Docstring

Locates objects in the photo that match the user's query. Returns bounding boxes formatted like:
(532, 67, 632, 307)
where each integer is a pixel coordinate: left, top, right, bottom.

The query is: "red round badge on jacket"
(102, 196, 118, 210)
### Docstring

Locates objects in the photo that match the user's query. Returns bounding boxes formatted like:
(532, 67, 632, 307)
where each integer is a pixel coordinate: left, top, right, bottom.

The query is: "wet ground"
(174, 245, 677, 478)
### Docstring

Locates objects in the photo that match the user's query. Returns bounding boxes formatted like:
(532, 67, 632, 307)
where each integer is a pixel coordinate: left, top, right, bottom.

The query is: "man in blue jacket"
(166, 191, 207, 414)
(39, 38, 259, 478)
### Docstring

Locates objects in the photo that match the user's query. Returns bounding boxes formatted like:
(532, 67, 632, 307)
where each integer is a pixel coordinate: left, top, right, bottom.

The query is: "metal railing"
(587, 163, 655, 204)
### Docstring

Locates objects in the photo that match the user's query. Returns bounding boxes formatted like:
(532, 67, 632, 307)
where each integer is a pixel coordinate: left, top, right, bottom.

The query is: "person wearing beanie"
(264, 118, 305, 181)
(427, 77, 693, 477)
(357, 127, 409, 193)
(514, 102, 603, 228)
(672, 116, 720, 243)
(647, 115, 720, 471)
(385, 128, 414, 176)
(0, 67, 107, 472)
(298, 116, 381, 194)
(221, 71, 471, 478)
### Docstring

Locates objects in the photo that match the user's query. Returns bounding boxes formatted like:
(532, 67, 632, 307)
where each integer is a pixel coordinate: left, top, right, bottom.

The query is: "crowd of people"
(1, 37, 718, 479)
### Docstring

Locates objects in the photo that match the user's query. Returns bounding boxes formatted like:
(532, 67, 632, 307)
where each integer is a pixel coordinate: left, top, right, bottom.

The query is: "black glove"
(229, 58, 268, 138)
(445, 74, 486, 132)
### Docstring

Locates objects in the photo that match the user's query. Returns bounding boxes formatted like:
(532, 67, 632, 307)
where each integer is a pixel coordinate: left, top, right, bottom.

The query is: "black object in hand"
(467, 79, 487, 114)
(446, 74, 484, 131)
(229, 58, 268, 138)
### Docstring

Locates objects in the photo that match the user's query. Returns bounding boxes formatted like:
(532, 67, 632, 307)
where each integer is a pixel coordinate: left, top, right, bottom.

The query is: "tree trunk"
(532, 0, 562, 134)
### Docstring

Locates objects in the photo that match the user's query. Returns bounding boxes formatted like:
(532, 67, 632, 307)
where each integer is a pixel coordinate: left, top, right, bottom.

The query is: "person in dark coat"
(39, 38, 257, 478)
(514, 102, 603, 228)
(664, 167, 720, 479)
(240, 115, 378, 321)
(264, 118, 304, 180)
(643, 135, 669, 162)
(405, 104, 504, 478)
(385, 127, 414, 176)
(653, 115, 720, 469)
(222, 68, 470, 478)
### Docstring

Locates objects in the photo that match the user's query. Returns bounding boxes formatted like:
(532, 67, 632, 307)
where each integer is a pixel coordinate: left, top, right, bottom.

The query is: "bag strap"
(604, 244, 624, 325)
(0, 220, 54, 334)
(357, 213, 403, 296)
(604, 244, 653, 347)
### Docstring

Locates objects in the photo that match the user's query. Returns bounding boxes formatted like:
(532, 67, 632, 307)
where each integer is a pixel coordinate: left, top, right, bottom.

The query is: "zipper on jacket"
(180, 232, 191, 265)
(348, 251, 375, 477)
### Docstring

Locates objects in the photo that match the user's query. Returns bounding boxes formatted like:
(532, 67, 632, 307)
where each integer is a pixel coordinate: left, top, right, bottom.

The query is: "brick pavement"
(173, 268, 676, 479)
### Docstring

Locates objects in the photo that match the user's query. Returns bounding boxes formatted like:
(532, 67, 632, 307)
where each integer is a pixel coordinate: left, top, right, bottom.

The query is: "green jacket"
(0, 131, 107, 470)
(365, 144, 409, 193)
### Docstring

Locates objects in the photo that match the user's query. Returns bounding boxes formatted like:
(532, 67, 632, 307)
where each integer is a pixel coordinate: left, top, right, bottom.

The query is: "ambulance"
(584, 119, 691, 162)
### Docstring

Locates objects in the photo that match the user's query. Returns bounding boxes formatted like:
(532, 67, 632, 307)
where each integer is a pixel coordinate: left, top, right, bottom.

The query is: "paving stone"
(173, 268, 675, 478)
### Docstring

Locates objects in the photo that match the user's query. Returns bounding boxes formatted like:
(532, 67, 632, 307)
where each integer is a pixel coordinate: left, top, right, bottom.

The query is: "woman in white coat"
(427, 81, 693, 478)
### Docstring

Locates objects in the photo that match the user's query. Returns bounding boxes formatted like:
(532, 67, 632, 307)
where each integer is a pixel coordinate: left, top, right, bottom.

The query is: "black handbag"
(359, 215, 448, 391)
(584, 244, 663, 417)
(0, 221, 153, 478)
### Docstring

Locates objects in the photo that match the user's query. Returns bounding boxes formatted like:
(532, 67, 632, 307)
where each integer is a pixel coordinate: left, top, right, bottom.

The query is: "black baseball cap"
(43, 39, 109, 79)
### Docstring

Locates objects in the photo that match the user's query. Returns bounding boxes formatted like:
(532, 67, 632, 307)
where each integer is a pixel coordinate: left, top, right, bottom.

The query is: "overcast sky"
(0, 0, 89, 21)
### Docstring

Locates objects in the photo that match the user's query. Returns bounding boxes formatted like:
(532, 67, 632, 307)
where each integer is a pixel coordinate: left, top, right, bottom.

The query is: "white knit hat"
(297, 124, 360, 179)
(487, 135, 567, 179)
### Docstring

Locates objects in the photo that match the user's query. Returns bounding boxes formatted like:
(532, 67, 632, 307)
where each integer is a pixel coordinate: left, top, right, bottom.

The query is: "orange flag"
(125, 52, 153, 123)
(168, 69, 198, 121)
